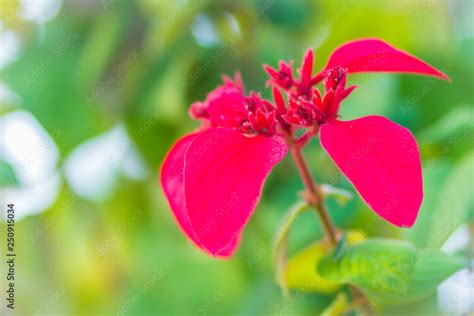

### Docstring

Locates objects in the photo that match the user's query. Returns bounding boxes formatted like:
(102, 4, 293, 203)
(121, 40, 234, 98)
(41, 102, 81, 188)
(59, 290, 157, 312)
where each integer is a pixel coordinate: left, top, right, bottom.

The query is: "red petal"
(320, 116, 423, 227)
(205, 86, 247, 128)
(264, 64, 279, 78)
(160, 134, 202, 247)
(321, 38, 449, 80)
(221, 71, 244, 92)
(272, 86, 287, 114)
(300, 48, 314, 85)
(160, 133, 239, 257)
(184, 128, 288, 255)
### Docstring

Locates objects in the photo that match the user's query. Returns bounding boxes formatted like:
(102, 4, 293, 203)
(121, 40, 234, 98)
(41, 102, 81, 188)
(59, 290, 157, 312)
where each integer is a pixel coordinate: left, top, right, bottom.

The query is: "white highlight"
(438, 262, 474, 315)
(64, 124, 148, 201)
(0, 28, 21, 69)
(191, 14, 220, 48)
(20, 0, 62, 24)
(0, 110, 61, 219)
(441, 224, 470, 255)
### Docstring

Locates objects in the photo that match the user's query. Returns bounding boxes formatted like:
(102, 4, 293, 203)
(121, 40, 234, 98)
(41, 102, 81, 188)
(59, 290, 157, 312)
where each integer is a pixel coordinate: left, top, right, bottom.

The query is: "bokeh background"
(0, 0, 473, 315)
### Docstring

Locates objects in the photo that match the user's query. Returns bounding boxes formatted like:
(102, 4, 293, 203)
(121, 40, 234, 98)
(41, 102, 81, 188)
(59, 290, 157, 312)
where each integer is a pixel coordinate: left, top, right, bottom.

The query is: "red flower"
(161, 74, 288, 257)
(161, 38, 449, 257)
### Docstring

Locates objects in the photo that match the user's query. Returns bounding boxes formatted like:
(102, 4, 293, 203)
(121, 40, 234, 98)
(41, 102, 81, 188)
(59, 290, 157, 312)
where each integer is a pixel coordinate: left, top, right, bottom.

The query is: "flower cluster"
(161, 38, 449, 257)
(189, 75, 278, 137)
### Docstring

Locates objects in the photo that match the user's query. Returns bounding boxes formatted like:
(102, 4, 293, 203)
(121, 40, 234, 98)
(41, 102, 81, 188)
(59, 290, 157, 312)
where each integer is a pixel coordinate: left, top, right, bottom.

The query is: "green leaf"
(318, 239, 417, 294)
(341, 76, 396, 119)
(405, 253, 465, 299)
(377, 252, 466, 305)
(321, 292, 349, 316)
(377, 293, 442, 316)
(284, 242, 342, 295)
(403, 161, 452, 248)
(284, 231, 364, 295)
(320, 184, 353, 206)
(272, 201, 309, 296)
(418, 105, 474, 144)
(333, 232, 347, 260)
(1, 18, 109, 154)
(0, 160, 20, 187)
(418, 152, 474, 249)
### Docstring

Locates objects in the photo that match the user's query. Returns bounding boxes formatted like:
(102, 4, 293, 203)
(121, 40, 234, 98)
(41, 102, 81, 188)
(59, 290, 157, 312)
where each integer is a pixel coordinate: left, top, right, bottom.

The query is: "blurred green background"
(0, 0, 473, 315)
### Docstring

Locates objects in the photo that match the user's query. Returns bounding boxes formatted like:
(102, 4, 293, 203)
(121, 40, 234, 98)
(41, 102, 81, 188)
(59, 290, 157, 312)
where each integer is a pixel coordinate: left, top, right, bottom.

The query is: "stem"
(286, 133, 372, 314)
(286, 136, 338, 246)
(349, 285, 373, 315)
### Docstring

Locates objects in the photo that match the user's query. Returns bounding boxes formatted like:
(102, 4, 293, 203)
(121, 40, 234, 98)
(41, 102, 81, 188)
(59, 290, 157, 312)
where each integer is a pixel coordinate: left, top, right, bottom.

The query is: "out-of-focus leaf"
(77, 11, 125, 88)
(405, 253, 465, 300)
(321, 292, 349, 316)
(147, 53, 192, 122)
(320, 184, 353, 206)
(332, 233, 347, 260)
(285, 231, 364, 294)
(272, 200, 308, 296)
(125, 37, 194, 170)
(1, 19, 109, 153)
(417, 152, 474, 249)
(318, 239, 417, 294)
(258, 0, 310, 29)
(0, 0, 21, 27)
(406, 252, 467, 298)
(285, 242, 340, 294)
(418, 105, 474, 144)
(339, 76, 397, 120)
(0, 159, 19, 187)
(378, 293, 441, 316)
(403, 161, 451, 248)
(139, 0, 212, 54)
(376, 252, 466, 305)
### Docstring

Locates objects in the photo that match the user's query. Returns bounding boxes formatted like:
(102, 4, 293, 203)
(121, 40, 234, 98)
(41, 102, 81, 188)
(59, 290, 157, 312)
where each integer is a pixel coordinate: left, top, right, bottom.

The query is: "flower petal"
(160, 133, 239, 257)
(184, 128, 288, 255)
(321, 38, 449, 80)
(320, 116, 423, 227)
(205, 86, 247, 128)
